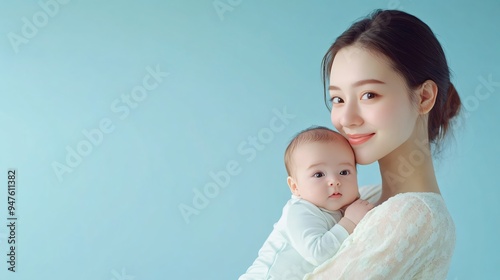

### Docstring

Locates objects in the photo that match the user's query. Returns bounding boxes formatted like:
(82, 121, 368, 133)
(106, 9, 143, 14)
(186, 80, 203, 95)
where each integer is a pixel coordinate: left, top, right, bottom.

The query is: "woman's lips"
(346, 133, 375, 145)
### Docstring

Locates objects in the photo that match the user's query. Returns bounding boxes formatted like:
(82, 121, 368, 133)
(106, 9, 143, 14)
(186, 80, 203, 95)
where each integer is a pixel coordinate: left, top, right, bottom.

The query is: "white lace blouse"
(305, 185, 456, 280)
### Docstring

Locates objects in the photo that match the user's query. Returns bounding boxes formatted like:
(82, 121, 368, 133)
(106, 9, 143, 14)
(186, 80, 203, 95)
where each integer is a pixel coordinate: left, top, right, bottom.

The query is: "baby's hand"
(343, 199, 374, 225)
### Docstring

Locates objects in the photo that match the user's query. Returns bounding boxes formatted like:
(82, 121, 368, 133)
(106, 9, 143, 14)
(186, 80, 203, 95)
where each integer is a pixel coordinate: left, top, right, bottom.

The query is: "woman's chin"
(354, 154, 378, 165)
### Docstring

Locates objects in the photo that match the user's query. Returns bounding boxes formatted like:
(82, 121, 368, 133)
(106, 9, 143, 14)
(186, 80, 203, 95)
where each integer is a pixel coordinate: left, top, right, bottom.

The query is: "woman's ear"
(287, 176, 300, 196)
(418, 80, 438, 114)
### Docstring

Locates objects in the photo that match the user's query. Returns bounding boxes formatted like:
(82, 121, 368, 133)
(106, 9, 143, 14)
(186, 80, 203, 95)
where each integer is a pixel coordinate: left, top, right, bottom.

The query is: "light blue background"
(0, 0, 498, 279)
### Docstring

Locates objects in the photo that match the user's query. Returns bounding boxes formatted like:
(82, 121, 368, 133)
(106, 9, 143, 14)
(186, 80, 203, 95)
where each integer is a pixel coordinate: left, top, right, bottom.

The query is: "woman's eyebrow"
(329, 79, 386, 91)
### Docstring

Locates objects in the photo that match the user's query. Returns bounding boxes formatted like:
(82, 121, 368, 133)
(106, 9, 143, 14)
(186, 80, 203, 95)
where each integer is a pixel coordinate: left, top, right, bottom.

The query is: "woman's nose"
(337, 102, 363, 128)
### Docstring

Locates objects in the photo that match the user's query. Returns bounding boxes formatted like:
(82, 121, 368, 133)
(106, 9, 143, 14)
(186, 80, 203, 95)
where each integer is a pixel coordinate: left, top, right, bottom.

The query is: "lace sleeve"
(304, 194, 455, 280)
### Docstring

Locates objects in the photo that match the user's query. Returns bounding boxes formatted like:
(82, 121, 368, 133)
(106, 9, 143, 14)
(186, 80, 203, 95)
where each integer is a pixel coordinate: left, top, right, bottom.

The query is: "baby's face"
(289, 140, 359, 211)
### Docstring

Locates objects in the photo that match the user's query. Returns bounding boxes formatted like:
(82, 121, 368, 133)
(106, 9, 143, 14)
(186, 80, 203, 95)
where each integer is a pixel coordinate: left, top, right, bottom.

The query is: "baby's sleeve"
(286, 203, 349, 266)
(304, 195, 455, 280)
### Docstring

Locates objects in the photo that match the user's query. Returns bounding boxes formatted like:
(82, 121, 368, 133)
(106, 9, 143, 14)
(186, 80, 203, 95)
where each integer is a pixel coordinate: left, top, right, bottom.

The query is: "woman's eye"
(313, 172, 324, 178)
(330, 96, 344, 104)
(339, 170, 350, 176)
(361, 92, 377, 100)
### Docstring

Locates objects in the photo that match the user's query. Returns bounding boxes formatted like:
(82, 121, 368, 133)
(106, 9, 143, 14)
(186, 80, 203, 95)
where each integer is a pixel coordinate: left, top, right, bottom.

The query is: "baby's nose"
(329, 180, 340, 187)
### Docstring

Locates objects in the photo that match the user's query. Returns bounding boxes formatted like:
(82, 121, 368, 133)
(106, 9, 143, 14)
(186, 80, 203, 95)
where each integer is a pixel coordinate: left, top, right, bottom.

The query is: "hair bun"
(445, 83, 461, 120)
(434, 82, 461, 142)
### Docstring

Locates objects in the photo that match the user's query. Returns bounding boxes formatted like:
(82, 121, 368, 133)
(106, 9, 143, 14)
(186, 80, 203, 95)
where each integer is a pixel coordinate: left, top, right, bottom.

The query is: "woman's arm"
(304, 194, 455, 280)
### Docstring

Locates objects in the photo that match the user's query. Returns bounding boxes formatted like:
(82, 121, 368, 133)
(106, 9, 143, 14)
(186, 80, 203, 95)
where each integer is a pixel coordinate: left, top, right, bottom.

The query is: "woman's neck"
(377, 136, 440, 204)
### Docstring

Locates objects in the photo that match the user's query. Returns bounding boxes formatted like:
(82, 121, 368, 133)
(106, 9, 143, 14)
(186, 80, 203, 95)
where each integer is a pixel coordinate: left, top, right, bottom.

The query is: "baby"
(239, 126, 374, 280)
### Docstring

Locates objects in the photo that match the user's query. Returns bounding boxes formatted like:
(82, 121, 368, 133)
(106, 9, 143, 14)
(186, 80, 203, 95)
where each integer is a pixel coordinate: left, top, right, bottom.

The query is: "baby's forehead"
(298, 129, 344, 143)
(297, 132, 350, 149)
(292, 138, 353, 159)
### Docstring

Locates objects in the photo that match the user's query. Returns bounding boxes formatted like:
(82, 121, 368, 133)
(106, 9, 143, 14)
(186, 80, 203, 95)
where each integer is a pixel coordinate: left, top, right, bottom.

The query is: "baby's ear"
(287, 176, 300, 196)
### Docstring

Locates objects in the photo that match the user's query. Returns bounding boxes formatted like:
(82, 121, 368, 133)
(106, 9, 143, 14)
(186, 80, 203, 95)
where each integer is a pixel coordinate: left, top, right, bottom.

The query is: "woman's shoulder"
(359, 187, 455, 236)
(359, 185, 451, 217)
(359, 190, 455, 254)
(384, 192, 450, 215)
(366, 191, 455, 235)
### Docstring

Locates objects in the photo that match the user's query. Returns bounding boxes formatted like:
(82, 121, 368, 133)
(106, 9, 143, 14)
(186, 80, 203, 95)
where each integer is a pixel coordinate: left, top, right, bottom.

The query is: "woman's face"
(328, 46, 420, 164)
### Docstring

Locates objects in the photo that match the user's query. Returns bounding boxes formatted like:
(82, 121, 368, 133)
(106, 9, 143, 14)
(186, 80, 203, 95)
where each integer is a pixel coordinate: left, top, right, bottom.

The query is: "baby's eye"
(361, 92, 377, 100)
(330, 96, 344, 104)
(313, 172, 325, 178)
(339, 170, 350, 176)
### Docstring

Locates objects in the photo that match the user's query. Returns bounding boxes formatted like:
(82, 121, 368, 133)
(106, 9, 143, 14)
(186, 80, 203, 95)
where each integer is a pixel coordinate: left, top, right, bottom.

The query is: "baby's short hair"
(284, 126, 350, 176)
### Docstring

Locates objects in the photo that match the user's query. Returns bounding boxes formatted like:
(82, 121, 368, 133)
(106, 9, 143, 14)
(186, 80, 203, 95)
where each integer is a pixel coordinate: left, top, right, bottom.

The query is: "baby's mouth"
(329, 192, 342, 198)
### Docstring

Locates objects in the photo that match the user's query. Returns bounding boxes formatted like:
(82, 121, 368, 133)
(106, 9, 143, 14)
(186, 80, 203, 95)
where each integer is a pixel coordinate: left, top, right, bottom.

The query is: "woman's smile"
(345, 133, 375, 145)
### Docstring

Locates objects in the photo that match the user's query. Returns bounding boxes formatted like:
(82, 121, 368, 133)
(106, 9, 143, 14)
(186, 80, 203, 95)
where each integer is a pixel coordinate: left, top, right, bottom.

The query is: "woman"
(306, 9, 461, 279)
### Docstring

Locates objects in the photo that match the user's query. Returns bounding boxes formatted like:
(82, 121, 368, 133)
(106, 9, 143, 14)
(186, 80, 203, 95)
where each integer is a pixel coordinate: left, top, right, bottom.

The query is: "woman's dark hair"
(322, 9, 461, 145)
